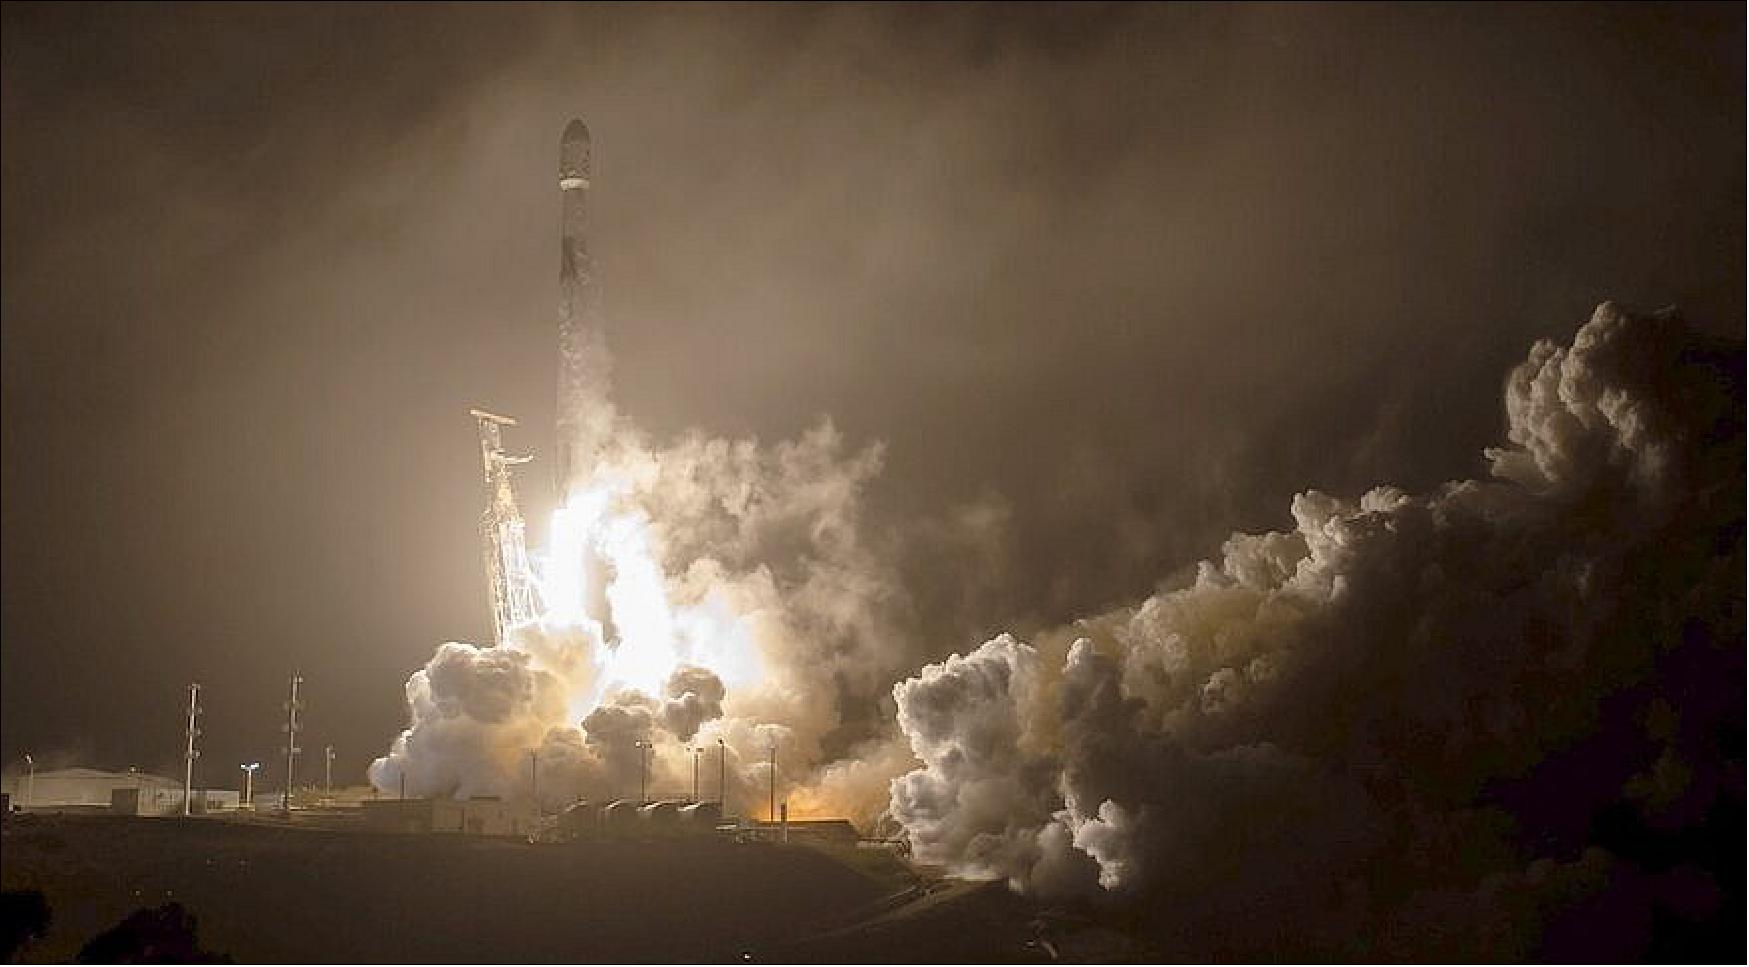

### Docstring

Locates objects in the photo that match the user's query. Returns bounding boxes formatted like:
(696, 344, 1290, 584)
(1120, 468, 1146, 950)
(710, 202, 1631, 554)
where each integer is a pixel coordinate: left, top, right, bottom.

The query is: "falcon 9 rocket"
(555, 118, 612, 495)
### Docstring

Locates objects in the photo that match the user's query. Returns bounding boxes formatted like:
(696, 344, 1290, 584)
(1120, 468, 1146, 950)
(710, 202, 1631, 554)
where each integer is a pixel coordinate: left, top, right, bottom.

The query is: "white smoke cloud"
(887, 635, 1067, 888)
(660, 664, 725, 742)
(369, 300, 1737, 956)
(886, 303, 1742, 957)
(368, 639, 581, 799)
(372, 415, 919, 814)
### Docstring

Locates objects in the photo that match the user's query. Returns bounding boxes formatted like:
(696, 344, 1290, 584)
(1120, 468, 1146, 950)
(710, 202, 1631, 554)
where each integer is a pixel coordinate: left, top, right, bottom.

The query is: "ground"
(0, 814, 1151, 963)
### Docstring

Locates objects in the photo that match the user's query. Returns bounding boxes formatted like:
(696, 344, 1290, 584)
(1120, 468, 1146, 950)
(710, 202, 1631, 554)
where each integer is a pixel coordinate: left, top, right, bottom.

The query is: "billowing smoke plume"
(887, 303, 1742, 958)
(371, 300, 1737, 955)
(661, 665, 725, 742)
(371, 414, 918, 815)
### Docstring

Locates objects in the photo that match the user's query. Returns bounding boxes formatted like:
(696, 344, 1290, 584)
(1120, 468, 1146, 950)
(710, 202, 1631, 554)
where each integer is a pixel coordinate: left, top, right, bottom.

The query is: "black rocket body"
(556, 118, 611, 496)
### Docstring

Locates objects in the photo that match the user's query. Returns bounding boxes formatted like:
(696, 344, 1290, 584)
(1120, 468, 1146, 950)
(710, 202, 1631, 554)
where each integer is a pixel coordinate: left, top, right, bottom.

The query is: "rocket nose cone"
(560, 119, 591, 188)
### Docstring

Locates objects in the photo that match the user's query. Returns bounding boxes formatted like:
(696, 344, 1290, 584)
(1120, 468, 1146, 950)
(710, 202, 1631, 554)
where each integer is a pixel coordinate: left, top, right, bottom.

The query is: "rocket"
(555, 118, 611, 495)
(552, 119, 618, 637)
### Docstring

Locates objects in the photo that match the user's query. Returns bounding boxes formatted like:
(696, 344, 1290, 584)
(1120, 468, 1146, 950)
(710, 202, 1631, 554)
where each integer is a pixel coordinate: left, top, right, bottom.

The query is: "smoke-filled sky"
(1, 2, 1740, 800)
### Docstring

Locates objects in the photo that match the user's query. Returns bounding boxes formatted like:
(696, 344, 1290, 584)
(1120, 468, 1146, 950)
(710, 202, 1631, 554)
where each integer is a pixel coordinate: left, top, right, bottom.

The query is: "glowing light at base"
(537, 473, 757, 710)
(540, 504, 593, 628)
(371, 417, 894, 825)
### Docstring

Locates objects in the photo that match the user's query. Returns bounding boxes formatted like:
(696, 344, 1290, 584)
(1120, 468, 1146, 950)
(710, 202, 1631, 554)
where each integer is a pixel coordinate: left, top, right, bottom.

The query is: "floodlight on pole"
(23, 754, 35, 808)
(241, 762, 260, 810)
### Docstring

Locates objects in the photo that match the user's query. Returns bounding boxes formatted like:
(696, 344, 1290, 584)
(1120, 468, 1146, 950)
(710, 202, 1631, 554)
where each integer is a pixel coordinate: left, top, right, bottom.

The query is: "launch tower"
(471, 408, 542, 646)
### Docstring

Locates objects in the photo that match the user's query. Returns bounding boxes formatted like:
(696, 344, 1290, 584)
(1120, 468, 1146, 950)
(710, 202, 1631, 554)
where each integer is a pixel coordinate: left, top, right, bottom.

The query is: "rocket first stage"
(556, 118, 613, 495)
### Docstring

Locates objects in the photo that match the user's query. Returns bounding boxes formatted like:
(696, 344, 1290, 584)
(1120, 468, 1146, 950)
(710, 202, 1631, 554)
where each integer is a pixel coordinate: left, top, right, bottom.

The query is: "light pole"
(692, 747, 700, 802)
(717, 738, 725, 812)
(529, 749, 539, 812)
(280, 674, 304, 815)
(768, 745, 777, 824)
(22, 754, 34, 808)
(324, 745, 335, 800)
(241, 763, 260, 810)
(634, 740, 651, 804)
(183, 683, 202, 816)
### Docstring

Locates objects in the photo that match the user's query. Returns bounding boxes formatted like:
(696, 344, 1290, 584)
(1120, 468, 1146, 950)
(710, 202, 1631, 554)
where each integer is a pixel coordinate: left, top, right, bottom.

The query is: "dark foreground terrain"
(0, 815, 1151, 963)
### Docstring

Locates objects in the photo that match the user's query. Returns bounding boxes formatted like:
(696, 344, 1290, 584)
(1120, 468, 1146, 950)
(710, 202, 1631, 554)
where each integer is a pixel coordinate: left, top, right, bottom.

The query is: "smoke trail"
(886, 303, 1742, 958)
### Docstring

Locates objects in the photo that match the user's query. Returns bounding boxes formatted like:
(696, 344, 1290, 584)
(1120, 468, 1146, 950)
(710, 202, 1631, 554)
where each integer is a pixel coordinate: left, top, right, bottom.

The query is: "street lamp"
(529, 749, 539, 812)
(22, 753, 34, 808)
(717, 738, 726, 811)
(240, 763, 261, 810)
(324, 745, 335, 799)
(692, 747, 701, 802)
(633, 740, 652, 804)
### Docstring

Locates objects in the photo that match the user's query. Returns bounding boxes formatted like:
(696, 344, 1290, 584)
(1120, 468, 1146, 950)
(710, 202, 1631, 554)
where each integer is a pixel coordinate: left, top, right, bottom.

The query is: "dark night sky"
(1, 3, 1741, 786)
